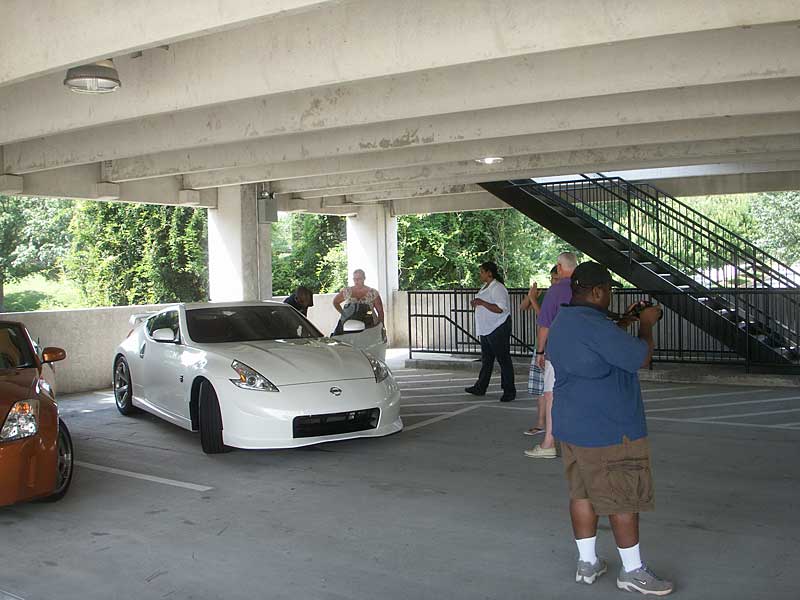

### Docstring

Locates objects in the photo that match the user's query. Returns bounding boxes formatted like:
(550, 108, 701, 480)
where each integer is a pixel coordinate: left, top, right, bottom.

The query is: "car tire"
(199, 381, 230, 454)
(114, 356, 139, 415)
(42, 419, 74, 502)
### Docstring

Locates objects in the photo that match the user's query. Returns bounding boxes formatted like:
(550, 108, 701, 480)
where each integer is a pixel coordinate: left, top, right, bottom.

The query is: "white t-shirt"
(474, 279, 511, 336)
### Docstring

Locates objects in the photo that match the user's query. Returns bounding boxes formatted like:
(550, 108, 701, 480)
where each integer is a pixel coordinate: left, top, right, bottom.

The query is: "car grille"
(293, 408, 380, 438)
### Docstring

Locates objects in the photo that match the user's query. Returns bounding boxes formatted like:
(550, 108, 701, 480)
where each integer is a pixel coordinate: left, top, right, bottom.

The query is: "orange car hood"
(0, 369, 37, 422)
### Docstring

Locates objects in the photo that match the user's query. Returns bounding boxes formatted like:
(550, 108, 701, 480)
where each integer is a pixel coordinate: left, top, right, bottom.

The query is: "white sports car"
(113, 302, 402, 453)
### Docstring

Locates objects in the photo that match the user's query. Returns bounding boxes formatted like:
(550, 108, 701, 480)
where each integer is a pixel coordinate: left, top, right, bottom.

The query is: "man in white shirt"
(465, 261, 516, 402)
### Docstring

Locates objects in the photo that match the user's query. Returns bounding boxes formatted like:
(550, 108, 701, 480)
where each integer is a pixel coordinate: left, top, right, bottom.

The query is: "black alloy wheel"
(42, 419, 74, 502)
(114, 356, 139, 415)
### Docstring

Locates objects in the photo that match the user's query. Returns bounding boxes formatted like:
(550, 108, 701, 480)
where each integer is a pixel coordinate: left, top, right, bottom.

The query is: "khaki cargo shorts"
(561, 436, 655, 516)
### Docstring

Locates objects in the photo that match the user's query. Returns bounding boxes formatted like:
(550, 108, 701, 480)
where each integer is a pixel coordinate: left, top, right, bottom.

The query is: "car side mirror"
(342, 319, 366, 333)
(41, 347, 67, 363)
(152, 328, 178, 343)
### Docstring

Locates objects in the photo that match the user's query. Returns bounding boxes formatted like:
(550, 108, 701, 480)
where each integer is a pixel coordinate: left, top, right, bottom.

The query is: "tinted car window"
(186, 306, 321, 343)
(147, 310, 180, 339)
(0, 323, 36, 369)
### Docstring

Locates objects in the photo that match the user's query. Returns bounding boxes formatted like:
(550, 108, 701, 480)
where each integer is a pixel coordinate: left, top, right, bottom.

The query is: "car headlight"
(0, 399, 39, 442)
(230, 360, 279, 392)
(365, 353, 390, 383)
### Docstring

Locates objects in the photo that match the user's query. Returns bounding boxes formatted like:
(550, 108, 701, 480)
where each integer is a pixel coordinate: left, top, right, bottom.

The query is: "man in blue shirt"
(547, 262, 674, 596)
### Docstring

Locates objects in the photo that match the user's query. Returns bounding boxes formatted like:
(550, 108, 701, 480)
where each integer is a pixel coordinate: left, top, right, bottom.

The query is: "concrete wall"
(1, 304, 171, 395)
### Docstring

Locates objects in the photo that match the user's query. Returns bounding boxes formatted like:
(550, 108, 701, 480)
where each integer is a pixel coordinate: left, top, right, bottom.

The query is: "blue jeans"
(475, 316, 516, 395)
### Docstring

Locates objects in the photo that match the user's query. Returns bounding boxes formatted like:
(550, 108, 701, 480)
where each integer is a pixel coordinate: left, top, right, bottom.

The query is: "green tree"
(750, 191, 800, 265)
(398, 209, 577, 289)
(65, 201, 208, 306)
(0, 196, 73, 312)
(271, 213, 347, 295)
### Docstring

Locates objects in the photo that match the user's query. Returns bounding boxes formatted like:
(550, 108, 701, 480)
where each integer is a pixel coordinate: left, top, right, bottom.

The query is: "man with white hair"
(525, 251, 578, 459)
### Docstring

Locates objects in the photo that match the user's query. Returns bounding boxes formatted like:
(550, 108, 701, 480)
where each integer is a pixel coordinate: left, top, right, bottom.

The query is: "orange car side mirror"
(41, 347, 67, 364)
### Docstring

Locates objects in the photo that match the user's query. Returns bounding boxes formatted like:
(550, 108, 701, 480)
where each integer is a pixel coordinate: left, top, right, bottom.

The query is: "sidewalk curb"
(405, 358, 800, 389)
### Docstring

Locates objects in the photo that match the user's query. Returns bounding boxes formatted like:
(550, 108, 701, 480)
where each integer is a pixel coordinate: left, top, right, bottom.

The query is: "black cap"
(571, 262, 623, 289)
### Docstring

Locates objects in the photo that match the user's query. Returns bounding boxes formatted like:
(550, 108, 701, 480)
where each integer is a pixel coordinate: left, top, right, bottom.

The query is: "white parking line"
(0, 589, 25, 600)
(400, 412, 450, 418)
(76, 461, 213, 492)
(403, 384, 500, 398)
(647, 395, 800, 414)
(398, 376, 476, 386)
(395, 372, 454, 379)
(648, 416, 800, 431)
(404, 404, 485, 432)
(694, 407, 800, 421)
(644, 389, 770, 404)
(401, 400, 495, 408)
(641, 385, 695, 394)
(401, 382, 505, 392)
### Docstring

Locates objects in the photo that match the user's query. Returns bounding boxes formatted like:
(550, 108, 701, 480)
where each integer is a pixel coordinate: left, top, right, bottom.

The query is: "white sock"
(618, 543, 642, 572)
(575, 536, 597, 564)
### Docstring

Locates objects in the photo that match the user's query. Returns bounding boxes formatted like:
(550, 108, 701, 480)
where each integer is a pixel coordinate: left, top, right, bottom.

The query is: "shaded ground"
(1, 367, 798, 600)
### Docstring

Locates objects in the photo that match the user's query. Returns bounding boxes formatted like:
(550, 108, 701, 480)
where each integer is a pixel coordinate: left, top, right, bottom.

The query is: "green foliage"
(398, 209, 577, 289)
(271, 213, 348, 295)
(750, 191, 800, 264)
(65, 201, 209, 306)
(0, 196, 74, 311)
(3, 274, 83, 312)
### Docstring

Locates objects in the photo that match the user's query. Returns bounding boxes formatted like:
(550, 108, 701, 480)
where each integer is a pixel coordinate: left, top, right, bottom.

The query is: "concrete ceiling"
(2, 0, 800, 213)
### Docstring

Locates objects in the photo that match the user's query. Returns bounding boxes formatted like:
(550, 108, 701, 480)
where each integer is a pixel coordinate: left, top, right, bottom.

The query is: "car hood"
(0, 369, 37, 422)
(199, 338, 375, 386)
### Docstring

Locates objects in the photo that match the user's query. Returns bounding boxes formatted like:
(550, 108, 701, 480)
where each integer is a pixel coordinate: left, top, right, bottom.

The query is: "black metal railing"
(527, 176, 800, 290)
(408, 288, 800, 372)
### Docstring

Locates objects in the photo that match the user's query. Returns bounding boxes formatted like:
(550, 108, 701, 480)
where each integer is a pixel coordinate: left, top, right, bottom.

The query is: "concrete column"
(346, 204, 399, 331)
(207, 184, 273, 301)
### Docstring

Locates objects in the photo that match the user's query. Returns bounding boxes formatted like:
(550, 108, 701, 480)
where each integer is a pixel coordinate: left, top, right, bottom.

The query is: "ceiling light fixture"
(64, 59, 121, 94)
(475, 157, 504, 165)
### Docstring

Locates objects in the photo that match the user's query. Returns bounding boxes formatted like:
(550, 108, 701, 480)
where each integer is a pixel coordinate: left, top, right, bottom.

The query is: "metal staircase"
(480, 176, 800, 366)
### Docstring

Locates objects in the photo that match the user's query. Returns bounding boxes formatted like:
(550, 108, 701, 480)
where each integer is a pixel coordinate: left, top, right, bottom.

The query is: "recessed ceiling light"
(475, 157, 504, 165)
(64, 59, 121, 94)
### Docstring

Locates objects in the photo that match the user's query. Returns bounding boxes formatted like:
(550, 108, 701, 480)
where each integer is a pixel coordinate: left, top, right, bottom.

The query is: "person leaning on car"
(546, 261, 674, 595)
(284, 286, 314, 317)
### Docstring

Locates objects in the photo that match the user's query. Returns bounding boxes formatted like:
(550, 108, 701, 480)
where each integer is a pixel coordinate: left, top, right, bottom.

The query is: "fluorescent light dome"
(475, 157, 504, 165)
(64, 59, 121, 94)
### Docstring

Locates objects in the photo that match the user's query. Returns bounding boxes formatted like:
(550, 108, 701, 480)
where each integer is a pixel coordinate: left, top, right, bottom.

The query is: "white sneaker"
(524, 444, 557, 459)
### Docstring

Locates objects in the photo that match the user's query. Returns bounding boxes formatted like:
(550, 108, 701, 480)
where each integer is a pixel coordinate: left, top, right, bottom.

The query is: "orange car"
(0, 320, 73, 506)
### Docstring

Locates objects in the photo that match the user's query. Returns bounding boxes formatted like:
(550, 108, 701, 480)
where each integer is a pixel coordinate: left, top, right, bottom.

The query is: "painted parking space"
(393, 367, 800, 433)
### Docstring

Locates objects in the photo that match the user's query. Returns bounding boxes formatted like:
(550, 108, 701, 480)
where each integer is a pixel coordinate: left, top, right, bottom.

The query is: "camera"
(625, 300, 663, 320)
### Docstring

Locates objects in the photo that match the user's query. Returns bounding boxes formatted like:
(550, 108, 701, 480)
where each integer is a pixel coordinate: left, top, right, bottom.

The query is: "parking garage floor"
(2, 367, 799, 600)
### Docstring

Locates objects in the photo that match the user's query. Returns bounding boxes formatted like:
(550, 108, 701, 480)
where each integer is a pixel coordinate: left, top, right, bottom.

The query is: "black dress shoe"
(464, 386, 485, 396)
(499, 393, 516, 402)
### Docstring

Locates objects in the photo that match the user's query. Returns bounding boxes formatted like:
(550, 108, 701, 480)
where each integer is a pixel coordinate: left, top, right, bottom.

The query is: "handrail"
(527, 177, 798, 289)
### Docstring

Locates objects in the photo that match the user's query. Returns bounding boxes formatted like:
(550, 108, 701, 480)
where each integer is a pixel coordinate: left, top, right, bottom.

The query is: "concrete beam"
(102, 112, 800, 186)
(390, 192, 507, 216)
(274, 195, 357, 216)
(17, 165, 216, 206)
(0, 0, 341, 87)
(269, 135, 800, 196)
(650, 170, 800, 197)
(9, 72, 800, 174)
(346, 184, 485, 203)
(3, 15, 800, 145)
(0, 175, 24, 195)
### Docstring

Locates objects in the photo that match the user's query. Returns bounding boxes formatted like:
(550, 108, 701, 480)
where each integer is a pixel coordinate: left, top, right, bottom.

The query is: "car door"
(142, 310, 188, 422)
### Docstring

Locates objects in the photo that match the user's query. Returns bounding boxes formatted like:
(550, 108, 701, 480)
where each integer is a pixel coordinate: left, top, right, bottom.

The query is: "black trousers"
(475, 316, 516, 395)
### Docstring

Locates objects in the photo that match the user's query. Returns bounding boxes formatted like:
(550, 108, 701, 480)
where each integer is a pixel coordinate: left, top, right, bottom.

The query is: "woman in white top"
(332, 269, 385, 331)
(465, 261, 516, 402)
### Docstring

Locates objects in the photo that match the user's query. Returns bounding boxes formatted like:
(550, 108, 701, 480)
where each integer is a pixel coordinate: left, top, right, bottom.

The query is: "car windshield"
(0, 323, 37, 369)
(186, 306, 322, 343)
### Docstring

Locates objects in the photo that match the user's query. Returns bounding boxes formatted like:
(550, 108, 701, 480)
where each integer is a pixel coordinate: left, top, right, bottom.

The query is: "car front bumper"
(212, 375, 402, 449)
(0, 433, 57, 507)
